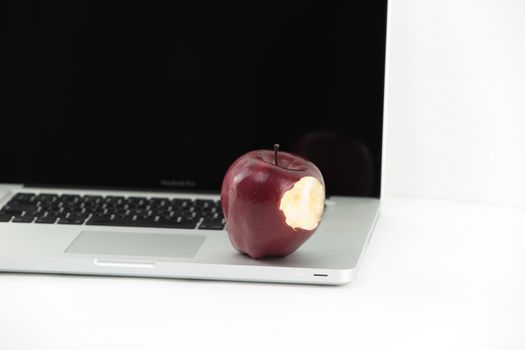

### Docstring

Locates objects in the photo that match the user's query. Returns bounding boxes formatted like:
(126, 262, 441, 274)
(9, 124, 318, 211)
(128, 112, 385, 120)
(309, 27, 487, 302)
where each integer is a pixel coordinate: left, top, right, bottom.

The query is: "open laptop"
(0, 1, 388, 285)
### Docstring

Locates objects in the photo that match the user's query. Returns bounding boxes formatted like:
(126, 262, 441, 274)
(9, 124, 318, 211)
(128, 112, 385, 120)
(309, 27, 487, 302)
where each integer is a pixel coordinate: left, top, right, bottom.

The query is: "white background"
(383, 0, 525, 208)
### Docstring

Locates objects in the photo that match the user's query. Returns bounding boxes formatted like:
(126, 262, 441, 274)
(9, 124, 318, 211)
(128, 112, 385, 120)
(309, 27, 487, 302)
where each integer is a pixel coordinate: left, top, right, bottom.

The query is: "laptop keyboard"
(0, 192, 225, 230)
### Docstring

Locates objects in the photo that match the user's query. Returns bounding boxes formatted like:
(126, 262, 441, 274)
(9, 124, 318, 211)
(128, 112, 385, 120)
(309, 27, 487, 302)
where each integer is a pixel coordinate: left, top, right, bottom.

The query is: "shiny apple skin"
(221, 149, 324, 259)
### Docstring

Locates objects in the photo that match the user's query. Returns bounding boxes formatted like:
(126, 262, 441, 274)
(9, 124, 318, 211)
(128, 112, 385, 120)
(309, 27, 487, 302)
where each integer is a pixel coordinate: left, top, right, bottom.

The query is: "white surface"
(1, 196, 524, 350)
(383, 0, 525, 207)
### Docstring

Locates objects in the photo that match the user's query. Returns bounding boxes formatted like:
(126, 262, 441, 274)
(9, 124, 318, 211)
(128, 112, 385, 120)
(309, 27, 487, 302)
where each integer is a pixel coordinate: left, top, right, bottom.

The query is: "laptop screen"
(0, 1, 387, 197)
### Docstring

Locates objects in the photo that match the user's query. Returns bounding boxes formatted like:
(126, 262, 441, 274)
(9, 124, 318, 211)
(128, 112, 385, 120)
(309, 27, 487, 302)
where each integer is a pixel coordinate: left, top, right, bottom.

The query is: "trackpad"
(65, 231, 206, 258)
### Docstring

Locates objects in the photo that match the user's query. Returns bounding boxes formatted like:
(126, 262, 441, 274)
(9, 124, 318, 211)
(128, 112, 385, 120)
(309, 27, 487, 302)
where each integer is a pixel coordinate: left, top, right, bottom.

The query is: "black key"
(61, 200, 80, 207)
(171, 199, 193, 208)
(194, 199, 215, 208)
(155, 213, 173, 219)
(114, 217, 159, 228)
(4, 202, 38, 213)
(134, 217, 199, 229)
(12, 215, 36, 223)
(104, 196, 125, 204)
(127, 197, 148, 205)
(57, 211, 70, 219)
(35, 217, 57, 224)
(86, 214, 114, 226)
(199, 205, 217, 212)
(12, 193, 36, 202)
(203, 217, 224, 224)
(172, 212, 196, 221)
(60, 194, 81, 203)
(199, 217, 225, 228)
(36, 194, 59, 202)
(158, 213, 174, 220)
(126, 199, 150, 209)
(112, 208, 127, 215)
(113, 213, 130, 220)
(198, 222, 225, 230)
(61, 206, 82, 213)
(81, 202, 95, 208)
(126, 202, 144, 209)
(157, 218, 199, 229)
(174, 207, 194, 215)
(127, 208, 150, 216)
(58, 218, 85, 225)
(150, 197, 170, 207)
(0, 207, 24, 215)
(67, 213, 89, 220)
(43, 210, 62, 217)
(200, 211, 219, 219)
(0, 214, 12, 222)
(102, 202, 118, 209)
(135, 214, 156, 221)
(82, 195, 103, 203)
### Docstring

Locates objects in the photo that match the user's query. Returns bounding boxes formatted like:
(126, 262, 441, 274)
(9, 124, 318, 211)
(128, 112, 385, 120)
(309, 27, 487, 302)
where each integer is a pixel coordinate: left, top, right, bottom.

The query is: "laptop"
(0, 1, 388, 285)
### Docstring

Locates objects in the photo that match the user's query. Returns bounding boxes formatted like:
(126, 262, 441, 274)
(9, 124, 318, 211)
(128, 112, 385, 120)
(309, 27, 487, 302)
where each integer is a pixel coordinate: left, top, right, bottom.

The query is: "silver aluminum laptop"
(0, 1, 388, 285)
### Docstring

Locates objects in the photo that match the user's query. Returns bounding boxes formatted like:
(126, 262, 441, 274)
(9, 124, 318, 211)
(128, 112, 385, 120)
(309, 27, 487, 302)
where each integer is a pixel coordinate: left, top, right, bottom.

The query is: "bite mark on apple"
(279, 176, 325, 231)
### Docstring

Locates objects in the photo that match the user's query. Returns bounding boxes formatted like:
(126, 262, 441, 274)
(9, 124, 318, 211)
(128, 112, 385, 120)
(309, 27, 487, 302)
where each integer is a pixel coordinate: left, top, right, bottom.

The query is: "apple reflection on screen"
(292, 131, 375, 197)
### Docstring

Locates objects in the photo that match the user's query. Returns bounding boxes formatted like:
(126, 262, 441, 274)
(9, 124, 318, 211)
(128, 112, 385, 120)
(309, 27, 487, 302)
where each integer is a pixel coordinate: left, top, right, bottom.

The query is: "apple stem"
(274, 144, 280, 167)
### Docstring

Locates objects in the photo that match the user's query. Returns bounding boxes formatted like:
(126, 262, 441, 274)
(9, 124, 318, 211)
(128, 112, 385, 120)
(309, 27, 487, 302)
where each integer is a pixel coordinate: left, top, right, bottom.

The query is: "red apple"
(221, 144, 325, 259)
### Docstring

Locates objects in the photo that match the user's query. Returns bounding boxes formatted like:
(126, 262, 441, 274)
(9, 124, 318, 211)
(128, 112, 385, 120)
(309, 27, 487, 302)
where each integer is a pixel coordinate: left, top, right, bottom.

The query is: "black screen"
(0, 1, 387, 197)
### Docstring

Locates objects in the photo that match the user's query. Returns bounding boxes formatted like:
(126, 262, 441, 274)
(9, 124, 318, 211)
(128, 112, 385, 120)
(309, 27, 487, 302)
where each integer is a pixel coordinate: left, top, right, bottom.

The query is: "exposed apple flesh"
(279, 176, 324, 230)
